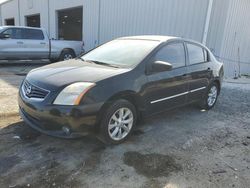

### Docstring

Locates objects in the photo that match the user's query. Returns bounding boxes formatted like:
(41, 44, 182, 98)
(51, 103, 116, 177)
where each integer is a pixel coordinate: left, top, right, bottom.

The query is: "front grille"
(22, 80, 49, 99)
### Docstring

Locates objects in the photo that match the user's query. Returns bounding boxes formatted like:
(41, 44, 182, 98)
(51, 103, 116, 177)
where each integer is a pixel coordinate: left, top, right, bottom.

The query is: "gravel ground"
(0, 65, 250, 188)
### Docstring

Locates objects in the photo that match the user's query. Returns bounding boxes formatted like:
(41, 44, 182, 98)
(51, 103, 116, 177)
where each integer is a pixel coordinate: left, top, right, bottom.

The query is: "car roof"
(118, 35, 206, 47)
(0, 26, 44, 30)
(119, 35, 180, 42)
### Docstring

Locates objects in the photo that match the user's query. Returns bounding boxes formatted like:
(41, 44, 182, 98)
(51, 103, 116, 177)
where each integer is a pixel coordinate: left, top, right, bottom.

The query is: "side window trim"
(203, 48, 211, 62)
(160, 41, 187, 70)
(148, 41, 187, 73)
(185, 41, 208, 66)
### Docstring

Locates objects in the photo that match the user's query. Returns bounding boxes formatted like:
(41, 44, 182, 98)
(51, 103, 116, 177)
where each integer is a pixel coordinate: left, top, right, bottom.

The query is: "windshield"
(81, 39, 160, 67)
(0, 27, 4, 33)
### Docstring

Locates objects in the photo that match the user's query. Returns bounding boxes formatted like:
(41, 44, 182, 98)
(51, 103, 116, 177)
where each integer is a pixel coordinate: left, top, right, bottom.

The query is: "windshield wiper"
(81, 59, 120, 68)
(92, 61, 121, 68)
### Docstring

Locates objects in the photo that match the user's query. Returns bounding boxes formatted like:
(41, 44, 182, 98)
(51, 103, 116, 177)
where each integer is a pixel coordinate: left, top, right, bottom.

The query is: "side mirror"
(151, 61, 173, 73)
(0, 33, 11, 39)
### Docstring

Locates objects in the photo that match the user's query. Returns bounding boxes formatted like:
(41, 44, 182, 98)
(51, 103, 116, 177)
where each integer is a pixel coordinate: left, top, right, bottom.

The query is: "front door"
(143, 41, 190, 115)
(22, 28, 49, 59)
(0, 28, 25, 60)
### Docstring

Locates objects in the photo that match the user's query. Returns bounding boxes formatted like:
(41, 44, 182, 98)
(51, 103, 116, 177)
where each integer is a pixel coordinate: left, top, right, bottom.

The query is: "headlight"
(53, 82, 95, 105)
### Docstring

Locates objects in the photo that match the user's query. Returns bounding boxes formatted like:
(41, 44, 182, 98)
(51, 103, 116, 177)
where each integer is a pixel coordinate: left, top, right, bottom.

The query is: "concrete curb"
(224, 79, 250, 85)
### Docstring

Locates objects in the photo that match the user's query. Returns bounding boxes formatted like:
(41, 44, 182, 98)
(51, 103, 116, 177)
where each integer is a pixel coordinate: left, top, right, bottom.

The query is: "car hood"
(26, 59, 130, 91)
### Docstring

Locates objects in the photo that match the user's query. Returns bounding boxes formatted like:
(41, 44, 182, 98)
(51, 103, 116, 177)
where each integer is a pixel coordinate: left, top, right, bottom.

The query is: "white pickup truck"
(0, 26, 84, 62)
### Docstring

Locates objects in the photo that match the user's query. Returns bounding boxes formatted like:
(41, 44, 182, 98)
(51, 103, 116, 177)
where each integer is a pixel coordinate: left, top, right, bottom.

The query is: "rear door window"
(187, 43, 206, 65)
(153, 42, 186, 68)
(23, 28, 44, 40)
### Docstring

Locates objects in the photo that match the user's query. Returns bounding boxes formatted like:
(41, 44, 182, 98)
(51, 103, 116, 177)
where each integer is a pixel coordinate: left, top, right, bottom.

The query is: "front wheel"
(200, 82, 219, 110)
(98, 100, 137, 145)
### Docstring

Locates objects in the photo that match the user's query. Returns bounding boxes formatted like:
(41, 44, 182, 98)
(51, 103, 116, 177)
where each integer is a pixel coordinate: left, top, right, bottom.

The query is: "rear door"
(0, 28, 25, 60)
(144, 41, 190, 115)
(22, 28, 49, 59)
(185, 42, 212, 103)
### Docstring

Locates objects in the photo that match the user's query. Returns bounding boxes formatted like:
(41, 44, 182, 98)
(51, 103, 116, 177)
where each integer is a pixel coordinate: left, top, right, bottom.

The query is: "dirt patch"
(1, 68, 250, 187)
(141, 179, 161, 188)
(132, 129, 144, 136)
(11, 122, 41, 142)
(123, 152, 181, 178)
(29, 169, 81, 188)
(0, 155, 21, 175)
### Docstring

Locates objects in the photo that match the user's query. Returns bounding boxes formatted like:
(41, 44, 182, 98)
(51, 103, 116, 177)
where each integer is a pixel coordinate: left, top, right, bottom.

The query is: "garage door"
(57, 7, 83, 41)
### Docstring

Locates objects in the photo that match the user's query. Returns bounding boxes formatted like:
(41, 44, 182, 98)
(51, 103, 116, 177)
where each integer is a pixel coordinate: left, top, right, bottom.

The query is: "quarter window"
(187, 43, 206, 64)
(154, 43, 186, 68)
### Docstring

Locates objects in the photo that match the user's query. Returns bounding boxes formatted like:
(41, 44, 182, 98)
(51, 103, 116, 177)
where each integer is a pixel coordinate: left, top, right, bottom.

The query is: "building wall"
(219, 0, 250, 77)
(206, 0, 230, 56)
(0, 0, 20, 25)
(0, 4, 2, 25)
(19, 0, 49, 30)
(0, 0, 250, 77)
(48, 0, 100, 51)
(48, 0, 83, 40)
(98, 0, 209, 44)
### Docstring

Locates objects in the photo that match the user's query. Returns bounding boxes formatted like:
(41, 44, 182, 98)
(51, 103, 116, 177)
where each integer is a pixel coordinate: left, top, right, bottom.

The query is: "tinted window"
(154, 43, 186, 68)
(2, 28, 23, 39)
(23, 29, 44, 40)
(187, 43, 206, 64)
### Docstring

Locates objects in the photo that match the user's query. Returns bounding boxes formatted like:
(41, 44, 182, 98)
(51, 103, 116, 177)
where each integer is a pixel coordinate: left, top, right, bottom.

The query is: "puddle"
(123, 152, 181, 178)
(0, 155, 21, 174)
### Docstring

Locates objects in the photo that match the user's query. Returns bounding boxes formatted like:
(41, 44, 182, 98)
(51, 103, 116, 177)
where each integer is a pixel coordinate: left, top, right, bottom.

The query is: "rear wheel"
(98, 100, 137, 145)
(59, 49, 76, 61)
(200, 82, 219, 110)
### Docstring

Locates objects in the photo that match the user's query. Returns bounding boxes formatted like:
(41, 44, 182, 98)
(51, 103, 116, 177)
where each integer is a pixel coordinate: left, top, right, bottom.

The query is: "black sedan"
(19, 36, 224, 144)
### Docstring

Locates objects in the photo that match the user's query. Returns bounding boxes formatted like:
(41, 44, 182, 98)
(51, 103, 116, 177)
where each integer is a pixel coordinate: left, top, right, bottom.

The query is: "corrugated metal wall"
(1, 0, 250, 77)
(98, 0, 209, 44)
(0, 0, 20, 25)
(206, 0, 230, 56)
(218, 0, 250, 77)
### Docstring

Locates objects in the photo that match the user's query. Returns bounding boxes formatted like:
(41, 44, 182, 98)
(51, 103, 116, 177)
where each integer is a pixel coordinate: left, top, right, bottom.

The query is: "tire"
(200, 82, 219, 110)
(59, 49, 76, 61)
(98, 99, 137, 145)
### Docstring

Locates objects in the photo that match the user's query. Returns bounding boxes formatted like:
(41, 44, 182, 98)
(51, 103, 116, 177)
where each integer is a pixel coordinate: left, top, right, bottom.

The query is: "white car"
(0, 26, 84, 62)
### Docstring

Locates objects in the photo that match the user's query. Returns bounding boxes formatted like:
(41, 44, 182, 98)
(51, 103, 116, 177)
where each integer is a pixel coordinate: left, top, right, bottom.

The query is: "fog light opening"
(62, 126, 71, 135)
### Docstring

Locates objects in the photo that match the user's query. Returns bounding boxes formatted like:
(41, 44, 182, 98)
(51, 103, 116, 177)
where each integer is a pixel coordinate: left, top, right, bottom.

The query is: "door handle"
(40, 42, 46, 45)
(17, 41, 24, 44)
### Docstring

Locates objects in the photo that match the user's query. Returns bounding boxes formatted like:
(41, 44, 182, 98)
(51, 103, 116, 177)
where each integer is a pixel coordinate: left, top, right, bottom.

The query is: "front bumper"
(18, 91, 103, 138)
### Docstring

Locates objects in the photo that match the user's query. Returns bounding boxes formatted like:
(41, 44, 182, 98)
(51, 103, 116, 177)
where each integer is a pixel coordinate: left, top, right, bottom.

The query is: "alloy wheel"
(207, 86, 218, 107)
(108, 107, 134, 141)
(64, 54, 73, 60)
